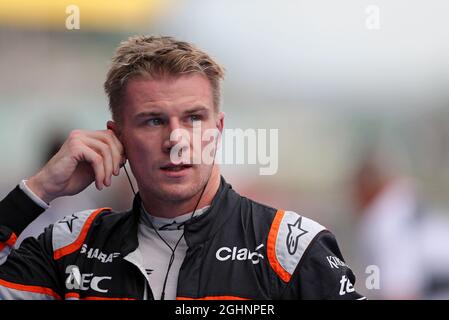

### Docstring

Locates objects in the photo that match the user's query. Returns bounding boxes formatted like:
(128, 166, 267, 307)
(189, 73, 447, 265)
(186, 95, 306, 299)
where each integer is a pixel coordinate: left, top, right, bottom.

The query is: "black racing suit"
(0, 177, 366, 300)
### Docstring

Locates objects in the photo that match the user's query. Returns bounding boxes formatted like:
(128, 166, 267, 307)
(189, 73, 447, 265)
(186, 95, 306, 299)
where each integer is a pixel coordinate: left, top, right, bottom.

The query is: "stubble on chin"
(148, 179, 206, 203)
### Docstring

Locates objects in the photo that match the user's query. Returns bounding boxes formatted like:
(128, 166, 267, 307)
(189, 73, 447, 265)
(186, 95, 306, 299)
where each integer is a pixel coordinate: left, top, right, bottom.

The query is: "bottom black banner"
(0, 300, 441, 319)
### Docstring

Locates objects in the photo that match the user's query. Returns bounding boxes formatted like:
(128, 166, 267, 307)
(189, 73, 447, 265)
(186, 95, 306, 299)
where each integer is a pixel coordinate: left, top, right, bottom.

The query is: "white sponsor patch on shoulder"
(268, 210, 326, 282)
(52, 208, 109, 260)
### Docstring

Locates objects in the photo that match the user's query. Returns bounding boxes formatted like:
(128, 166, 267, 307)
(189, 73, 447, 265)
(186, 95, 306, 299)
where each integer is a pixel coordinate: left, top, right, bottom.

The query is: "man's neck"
(140, 168, 221, 219)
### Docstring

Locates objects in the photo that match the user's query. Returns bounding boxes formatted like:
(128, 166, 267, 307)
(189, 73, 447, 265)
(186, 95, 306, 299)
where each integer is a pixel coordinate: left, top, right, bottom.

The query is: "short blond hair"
(104, 35, 225, 122)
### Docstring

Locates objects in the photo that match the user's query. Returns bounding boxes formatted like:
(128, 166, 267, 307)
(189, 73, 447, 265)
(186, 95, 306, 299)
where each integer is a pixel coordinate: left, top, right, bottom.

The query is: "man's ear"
(216, 111, 225, 134)
(107, 120, 128, 167)
(107, 120, 122, 140)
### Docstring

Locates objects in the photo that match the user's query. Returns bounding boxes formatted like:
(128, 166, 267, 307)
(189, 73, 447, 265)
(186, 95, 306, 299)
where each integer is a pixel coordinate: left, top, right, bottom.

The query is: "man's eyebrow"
(134, 111, 165, 119)
(134, 106, 210, 119)
(183, 106, 210, 114)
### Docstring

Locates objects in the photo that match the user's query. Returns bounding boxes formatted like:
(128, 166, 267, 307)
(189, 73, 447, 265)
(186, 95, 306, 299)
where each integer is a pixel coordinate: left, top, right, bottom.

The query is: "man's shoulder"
(50, 207, 130, 260)
(261, 209, 326, 281)
(241, 195, 326, 234)
(238, 195, 329, 281)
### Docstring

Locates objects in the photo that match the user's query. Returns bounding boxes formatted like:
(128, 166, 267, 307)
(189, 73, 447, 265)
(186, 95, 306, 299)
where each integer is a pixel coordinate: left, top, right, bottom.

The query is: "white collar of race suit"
(140, 204, 210, 231)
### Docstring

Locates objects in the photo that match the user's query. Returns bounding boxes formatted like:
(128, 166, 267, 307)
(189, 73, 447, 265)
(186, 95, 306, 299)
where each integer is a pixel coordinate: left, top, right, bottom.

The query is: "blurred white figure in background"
(353, 156, 449, 299)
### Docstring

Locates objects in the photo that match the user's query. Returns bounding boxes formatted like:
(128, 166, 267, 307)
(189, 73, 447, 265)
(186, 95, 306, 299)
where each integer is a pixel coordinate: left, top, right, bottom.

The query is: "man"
(0, 36, 365, 300)
(352, 156, 449, 299)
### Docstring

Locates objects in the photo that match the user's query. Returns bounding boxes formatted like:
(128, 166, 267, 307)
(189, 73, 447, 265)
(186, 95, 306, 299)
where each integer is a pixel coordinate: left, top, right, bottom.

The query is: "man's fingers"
(107, 129, 126, 174)
(81, 136, 114, 187)
(75, 145, 106, 190)
(87, 130, 125, 176)
(67, 129, 126, 189)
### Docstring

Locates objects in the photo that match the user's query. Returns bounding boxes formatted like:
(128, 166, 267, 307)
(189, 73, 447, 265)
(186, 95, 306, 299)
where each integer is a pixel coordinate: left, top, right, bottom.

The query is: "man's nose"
(162, 118, 188, 154)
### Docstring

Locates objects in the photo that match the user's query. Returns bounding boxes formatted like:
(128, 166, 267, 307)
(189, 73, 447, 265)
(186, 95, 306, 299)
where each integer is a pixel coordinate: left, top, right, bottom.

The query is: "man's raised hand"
(27, 129, 125, 203)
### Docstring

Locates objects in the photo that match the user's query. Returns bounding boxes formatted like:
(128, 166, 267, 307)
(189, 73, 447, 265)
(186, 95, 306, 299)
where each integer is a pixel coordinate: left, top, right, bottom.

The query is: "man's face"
(113, 74, 224, 203)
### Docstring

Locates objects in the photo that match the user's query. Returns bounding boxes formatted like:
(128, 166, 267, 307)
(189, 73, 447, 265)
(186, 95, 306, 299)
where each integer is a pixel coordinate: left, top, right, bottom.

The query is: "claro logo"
(65, 265, 112, 293)
(216, 244, 264, 264)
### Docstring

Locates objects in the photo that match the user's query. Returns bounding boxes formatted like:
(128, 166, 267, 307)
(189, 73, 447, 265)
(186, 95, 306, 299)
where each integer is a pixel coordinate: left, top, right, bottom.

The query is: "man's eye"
(146, 118, 164, 126)
(189, 115, 202, 122)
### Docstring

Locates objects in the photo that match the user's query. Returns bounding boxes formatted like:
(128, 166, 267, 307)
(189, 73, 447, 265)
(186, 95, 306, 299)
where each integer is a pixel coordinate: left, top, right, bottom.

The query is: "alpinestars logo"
(286, 217, 308, 255)
(65, 265, 112, 293)
(216, 244, 264, 264)
(145, 269, 153, 276)
(58, 214, 79, 232)
(158, 221, 186, 231)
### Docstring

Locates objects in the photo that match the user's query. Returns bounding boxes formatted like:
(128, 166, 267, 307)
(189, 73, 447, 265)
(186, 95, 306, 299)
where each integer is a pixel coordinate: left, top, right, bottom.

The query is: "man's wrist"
(23, 176, 53, 208)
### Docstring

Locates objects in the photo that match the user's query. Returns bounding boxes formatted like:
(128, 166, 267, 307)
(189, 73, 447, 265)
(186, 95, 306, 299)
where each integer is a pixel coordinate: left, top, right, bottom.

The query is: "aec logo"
(65, 265, 112, 293)
(215, 244, 264, 264)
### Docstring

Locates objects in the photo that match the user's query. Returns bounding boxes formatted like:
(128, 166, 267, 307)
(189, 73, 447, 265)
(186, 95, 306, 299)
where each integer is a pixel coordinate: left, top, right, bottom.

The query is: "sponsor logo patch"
(216, 244, 264, 264)
(339, 275, 355, 296)
(326, 256, 348, 269)
(65, 265, 112, 293)
(58, 214, 79, 233)
(286, 217, 308, 255)
(80, 244, 120, 263)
